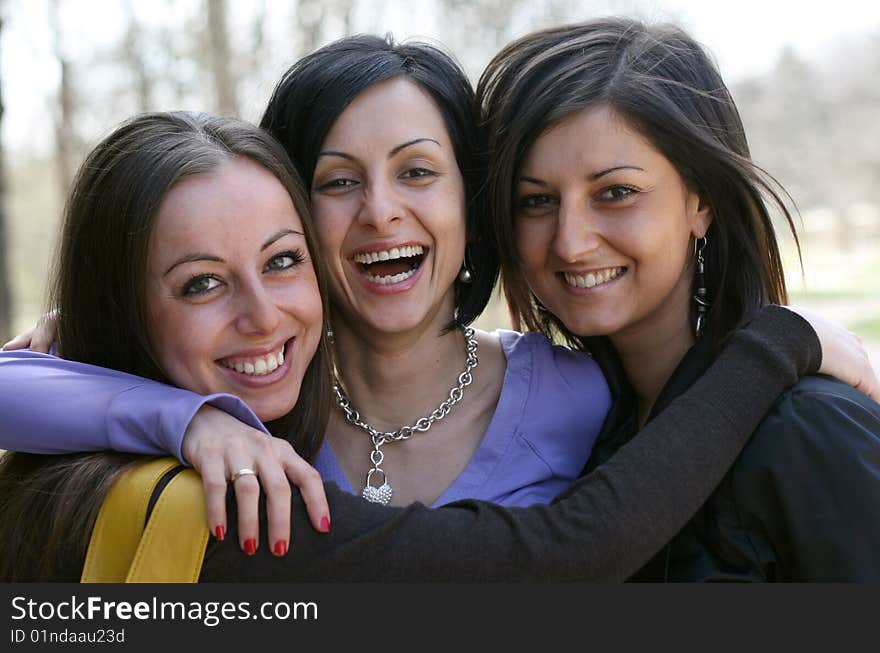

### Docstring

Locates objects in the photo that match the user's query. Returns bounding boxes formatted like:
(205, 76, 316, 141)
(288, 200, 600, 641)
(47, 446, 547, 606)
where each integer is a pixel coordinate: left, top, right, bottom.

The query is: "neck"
(330, 307, 469, 432)
(611, 289, 695, 429)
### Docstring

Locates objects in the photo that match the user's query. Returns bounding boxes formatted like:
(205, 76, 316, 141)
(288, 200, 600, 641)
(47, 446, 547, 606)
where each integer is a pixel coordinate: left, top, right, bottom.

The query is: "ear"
(687, 191, 712, 239)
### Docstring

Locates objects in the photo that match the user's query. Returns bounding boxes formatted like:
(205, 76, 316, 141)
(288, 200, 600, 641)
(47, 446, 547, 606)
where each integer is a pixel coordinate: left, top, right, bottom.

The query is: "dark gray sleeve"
(201, 306, 821, 582)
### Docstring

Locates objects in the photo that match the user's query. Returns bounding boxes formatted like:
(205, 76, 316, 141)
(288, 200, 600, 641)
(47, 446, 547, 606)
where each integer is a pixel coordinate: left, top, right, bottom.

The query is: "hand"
(181, 405, 331, 556)
(786, 305, 880, 402)
(1, 310, 59, 354)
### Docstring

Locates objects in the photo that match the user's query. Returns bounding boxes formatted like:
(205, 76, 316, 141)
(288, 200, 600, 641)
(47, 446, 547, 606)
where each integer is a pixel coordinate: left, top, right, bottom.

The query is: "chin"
(557, 311, 627, 339)
(247, 395, 299, 423)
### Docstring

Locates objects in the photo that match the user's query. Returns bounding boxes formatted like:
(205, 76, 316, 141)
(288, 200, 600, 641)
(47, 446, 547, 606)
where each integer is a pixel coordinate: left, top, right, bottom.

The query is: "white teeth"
(220, 343, 287, 377)
(364, 267, 418, 285)
(564, 267, 625, 289)
(353, 245, 425, 264)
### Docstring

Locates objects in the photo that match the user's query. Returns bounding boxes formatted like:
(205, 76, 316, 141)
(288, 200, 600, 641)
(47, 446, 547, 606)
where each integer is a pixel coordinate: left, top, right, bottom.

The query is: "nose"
(357, 179, 403, 232)
(552, 199, 601, 263)
(235, 279, 281, 336)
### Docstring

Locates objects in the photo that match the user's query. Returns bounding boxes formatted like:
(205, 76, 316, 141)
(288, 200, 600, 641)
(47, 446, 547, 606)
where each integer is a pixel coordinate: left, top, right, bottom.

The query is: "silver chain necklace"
(332, 326, 479, 505)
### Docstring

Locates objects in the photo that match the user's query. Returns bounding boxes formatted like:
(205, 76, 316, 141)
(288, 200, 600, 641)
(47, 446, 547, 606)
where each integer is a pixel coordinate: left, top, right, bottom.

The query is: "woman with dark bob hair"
(0, 34, 874, 580)
(478, 17, 880, 580)
(0, 111, 842, 581)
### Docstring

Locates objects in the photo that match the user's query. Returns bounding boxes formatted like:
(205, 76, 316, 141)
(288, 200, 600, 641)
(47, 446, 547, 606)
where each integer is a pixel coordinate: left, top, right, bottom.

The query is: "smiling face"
(514, 106, 711, 345)
(145, 157, 323, 422)
(310, 77, 466, 336)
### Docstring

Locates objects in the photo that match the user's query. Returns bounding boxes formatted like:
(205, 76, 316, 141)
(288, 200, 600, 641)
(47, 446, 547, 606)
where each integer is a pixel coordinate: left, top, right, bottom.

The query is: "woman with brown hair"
(478, 17, 880, 580)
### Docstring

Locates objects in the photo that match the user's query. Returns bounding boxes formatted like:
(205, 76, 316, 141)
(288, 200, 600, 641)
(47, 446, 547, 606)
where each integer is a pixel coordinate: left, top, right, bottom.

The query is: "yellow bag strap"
(81, 457, 209, 583)
(126, 467, 209, 583)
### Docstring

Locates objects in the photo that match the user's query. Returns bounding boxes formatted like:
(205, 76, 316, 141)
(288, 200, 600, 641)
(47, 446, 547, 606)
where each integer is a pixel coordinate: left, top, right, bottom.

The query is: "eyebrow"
(519, 166, 645, 186)
(317, 137, 442, 162)
(162, 228, 304, 276)
(388, 138, 441, 158)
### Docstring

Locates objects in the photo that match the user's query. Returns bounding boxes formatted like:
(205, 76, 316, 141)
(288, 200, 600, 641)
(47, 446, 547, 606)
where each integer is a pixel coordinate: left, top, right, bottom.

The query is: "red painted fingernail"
(244, 539, 257, 555)
(320, 516, 331, 533)
(214, 525, 225, 541)
(273, 540, 288, 556)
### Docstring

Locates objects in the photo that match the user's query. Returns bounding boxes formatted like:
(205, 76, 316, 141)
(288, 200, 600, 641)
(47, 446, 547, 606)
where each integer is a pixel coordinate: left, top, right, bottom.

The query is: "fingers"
(199, 455, 231, 543)
(1, 329, 34, 351)
(256, 458, 291, 557)
(858, 360, 880, 403)
(283, 454, 331, 535)
(29, 320, 57, 354)
(231, 466, 261, 555)
(180, 404, 328, 556)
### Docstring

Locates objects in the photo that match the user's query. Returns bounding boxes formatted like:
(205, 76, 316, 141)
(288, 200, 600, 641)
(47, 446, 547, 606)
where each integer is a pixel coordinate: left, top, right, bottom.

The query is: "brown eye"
(519, 194, 555, 209)
(316, 177, 358, 192)
(598, 185, 638, 202)
(401, 167, 436, 179)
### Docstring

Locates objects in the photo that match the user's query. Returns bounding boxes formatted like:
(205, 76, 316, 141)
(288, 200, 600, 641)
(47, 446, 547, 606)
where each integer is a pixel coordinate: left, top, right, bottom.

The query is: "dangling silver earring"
(326, 325, 335, 344)
(458, 250, 473, 284)
(693, 236, 709, 338)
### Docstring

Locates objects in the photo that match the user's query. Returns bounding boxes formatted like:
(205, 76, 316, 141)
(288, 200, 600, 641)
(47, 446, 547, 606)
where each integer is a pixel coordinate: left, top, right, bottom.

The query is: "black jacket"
(586, 332, 880, 581)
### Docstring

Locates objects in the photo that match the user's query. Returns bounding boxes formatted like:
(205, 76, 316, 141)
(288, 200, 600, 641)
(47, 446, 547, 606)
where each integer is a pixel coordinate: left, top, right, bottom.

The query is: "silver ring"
(231, 468, 257, 483)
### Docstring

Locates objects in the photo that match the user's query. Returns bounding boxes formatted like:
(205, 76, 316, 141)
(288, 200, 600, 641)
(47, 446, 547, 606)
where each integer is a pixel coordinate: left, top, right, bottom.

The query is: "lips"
(352, 244, 427, 285)
(562, 266, 626, 289)
(218, 342, 286, 376)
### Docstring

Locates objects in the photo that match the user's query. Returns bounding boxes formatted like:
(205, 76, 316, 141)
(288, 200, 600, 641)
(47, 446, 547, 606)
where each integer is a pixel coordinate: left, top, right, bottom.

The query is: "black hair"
(261, 34, 497, 327)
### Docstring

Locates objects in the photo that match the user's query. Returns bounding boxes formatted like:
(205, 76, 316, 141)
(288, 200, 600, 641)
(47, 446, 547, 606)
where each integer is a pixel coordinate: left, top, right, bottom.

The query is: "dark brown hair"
(0, 112, 333, 580)
(477, 17, 799, 350)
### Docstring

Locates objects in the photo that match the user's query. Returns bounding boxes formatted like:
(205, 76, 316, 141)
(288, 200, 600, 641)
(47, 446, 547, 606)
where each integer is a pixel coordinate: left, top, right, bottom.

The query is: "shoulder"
(497, 329, 607, 392)
(497, 329, 612, 459)
(734, 375, 880, 480)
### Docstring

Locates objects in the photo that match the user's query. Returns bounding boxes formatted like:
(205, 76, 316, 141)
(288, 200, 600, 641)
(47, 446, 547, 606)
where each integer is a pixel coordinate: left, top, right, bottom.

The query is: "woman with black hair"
(478, 17, 880, 580)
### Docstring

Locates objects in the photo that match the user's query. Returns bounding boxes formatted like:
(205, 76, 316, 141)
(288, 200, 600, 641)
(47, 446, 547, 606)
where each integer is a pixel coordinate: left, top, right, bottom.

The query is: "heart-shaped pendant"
(362, 482, 393, 505)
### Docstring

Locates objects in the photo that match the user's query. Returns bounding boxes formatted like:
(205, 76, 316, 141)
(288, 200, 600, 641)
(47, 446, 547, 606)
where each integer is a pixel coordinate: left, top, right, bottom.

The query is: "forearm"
(203, 307, 822, 581)
(0, 351, 266, 461)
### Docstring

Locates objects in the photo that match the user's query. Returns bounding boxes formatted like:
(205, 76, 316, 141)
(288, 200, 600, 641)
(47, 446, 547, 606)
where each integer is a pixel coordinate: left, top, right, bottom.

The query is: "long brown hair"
(52, 111, 332, 454)
(0, 112, 333, 580)
(478, 18, 799, 352)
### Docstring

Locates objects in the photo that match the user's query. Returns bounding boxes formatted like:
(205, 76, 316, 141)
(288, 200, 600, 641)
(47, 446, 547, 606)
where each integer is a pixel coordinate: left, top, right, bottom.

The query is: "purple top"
(0, 331, 610, 505)
(0, 350, 267, 463)
(286, 331, 609, 507)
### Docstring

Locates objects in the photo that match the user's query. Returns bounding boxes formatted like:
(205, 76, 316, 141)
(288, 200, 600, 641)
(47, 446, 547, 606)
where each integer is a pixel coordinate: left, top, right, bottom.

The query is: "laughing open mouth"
(353, 245, 427, 285)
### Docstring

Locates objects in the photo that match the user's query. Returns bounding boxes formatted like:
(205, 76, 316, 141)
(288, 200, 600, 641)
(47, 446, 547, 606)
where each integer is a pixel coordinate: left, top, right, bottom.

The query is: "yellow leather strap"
(81, 457, 181, 582)
(126, 468, 209, 583)
(81, 457, 209, 583)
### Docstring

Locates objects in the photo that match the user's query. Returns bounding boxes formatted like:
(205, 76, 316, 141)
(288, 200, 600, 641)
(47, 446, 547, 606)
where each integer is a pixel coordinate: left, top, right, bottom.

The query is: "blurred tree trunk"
(206, 0, 238, 116)
(49, 0, 76, 198)
(123, 0, 153, 111)
(296, 0, 326, 56)
(0, 16, 11, 342)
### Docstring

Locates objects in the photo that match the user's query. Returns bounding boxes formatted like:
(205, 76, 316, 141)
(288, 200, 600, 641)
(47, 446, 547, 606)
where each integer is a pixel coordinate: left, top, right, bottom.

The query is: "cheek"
(147, 300, 218, 387)
(514, 220, 549, 270)
(312, 199, 351, 253)
(280, 275, 323, 337)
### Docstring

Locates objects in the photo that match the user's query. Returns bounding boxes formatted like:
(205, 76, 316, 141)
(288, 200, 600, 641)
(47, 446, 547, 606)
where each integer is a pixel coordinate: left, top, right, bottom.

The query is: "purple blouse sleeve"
(0, 350, 268, 463)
